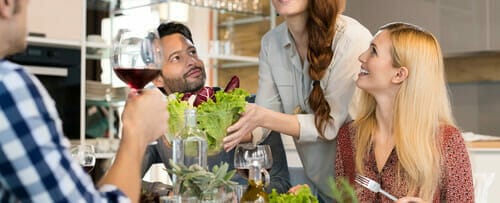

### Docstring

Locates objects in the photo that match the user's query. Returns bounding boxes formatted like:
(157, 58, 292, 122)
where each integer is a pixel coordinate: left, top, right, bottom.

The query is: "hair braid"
(306, 0, 343, 138)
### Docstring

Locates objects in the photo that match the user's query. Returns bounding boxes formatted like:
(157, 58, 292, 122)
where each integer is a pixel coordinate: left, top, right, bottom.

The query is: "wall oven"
(7, 45, 81, 140)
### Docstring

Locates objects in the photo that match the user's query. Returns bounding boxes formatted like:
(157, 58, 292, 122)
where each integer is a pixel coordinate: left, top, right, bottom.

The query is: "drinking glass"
(112, 30, 162, 92)
(233, 144, 272, 184)
(71, 144, 96, 173)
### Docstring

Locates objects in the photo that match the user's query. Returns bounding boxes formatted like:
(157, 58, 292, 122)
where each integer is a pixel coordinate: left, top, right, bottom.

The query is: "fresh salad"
(269, 186, 318, 203)
(166, 76, 250, 154)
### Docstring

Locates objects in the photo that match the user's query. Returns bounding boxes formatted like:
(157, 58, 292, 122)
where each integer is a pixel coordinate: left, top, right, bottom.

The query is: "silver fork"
(355, 174, 398, 201)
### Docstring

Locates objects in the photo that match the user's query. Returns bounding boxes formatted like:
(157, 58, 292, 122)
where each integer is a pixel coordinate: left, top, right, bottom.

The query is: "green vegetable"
(166, 159, 237, 200)
(166, 88, 250, 154)
(166, 92, 189, 141)
(268, 186, 318, 203)
(329, 176, 358, 203)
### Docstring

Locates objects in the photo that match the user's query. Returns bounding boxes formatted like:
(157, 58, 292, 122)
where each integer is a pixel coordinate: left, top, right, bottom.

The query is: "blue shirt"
(0, 60, 129, 202)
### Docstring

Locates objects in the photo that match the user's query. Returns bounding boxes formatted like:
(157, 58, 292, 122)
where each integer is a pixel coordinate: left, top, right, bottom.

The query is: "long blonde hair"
(353, 22, 456, 201)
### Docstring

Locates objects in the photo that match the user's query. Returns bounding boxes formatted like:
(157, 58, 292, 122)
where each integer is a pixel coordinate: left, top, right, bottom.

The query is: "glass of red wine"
(71, 144, 97, 173)
(112, 29, 162, 93)
(234, 144, 272, 185)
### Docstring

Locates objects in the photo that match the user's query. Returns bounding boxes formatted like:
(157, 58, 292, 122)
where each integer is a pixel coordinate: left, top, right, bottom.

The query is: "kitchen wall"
(445, 54, 500, 136)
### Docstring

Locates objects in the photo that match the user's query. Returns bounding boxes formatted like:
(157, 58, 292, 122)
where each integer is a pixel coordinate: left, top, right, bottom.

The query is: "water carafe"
(173, 108, 208, 168)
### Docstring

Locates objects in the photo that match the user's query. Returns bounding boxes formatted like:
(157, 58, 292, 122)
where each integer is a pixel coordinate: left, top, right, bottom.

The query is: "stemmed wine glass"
(71, 144, 97, 173)
(112, 29, 163, 92)
(234, 144, 272, 185)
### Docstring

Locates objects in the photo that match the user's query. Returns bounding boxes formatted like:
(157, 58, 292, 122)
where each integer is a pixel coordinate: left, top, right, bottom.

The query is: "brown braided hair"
(306, 0, 345, 138)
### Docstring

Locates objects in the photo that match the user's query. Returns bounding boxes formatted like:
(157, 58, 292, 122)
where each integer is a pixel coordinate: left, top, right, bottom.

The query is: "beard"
(163, 67, 206, 94)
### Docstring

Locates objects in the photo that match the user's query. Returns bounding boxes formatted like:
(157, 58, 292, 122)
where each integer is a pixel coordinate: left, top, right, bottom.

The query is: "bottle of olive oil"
(240, 160, 268, 203)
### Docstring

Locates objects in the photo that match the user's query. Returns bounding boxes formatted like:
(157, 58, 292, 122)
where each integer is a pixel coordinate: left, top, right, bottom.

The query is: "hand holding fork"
(355, 174, 398, 201)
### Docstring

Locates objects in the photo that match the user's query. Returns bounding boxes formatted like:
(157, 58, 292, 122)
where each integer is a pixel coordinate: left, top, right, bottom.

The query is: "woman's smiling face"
(356, 30, 401, 94)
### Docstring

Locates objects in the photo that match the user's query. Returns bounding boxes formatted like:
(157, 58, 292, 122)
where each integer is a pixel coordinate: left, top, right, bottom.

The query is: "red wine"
(237, 168, 249, 179)
(83, 165, 94, 173)
(236, 168, 271, 179)
(113, 68, 160, 90)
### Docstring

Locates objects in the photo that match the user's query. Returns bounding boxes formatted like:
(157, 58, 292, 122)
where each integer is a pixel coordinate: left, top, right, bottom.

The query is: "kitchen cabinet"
(27, 0, 83, 43)
(439, 0, 487, 54)
(488, 0, 500, 50)
(25, 0, 87, 142)
(344, 0, 500, 56)
(344, 0, 438, 37)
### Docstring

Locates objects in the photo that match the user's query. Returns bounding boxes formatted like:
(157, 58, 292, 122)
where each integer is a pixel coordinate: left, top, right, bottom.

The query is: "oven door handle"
(24, 65, 69, 77)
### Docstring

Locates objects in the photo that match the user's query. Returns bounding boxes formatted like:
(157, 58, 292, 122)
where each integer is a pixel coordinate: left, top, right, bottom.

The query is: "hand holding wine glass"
(112, 29, 162, 93)
(71, 144, 96, 173)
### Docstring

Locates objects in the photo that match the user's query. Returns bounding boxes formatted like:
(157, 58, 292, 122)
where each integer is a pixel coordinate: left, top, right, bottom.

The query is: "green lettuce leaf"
(269, 186, 318, 203)
(166, 88, 250, 154)
(166, 92, 189, 139)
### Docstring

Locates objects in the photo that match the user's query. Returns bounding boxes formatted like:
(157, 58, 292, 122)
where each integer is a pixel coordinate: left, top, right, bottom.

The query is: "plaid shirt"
(0, 60, 129, 202)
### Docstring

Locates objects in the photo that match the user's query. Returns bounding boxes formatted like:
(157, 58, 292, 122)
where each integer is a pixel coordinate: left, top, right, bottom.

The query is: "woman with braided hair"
(222, 0, 372, 201)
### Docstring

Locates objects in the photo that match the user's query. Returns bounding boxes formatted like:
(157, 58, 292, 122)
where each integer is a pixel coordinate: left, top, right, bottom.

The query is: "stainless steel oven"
(7, 45, 81, 140)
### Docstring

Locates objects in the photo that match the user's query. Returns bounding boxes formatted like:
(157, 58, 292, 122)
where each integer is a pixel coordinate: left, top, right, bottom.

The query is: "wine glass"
(112, 29, 162, 92)
(234, 144, 272, 184)
(71, 144, 97, 173)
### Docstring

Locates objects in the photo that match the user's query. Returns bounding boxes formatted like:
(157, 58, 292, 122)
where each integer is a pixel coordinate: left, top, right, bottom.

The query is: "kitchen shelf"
(113, 0, 263, 15)
(207, 54, 259, 69)
(218, 62, 257, 69)
(27, 36, 81, 49)
(112, 0, 166, 13)
(207, 54, 258, 63)
(85, 41, 111, 60)
(218, 16, 270, 27)
(86, 41, 111, 49)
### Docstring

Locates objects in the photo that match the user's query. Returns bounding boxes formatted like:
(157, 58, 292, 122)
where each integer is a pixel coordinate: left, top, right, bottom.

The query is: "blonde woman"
(335, 22, 474, 202)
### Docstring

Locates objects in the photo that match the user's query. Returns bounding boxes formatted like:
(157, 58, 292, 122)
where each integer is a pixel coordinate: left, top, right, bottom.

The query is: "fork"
(355, 174, 398, 201)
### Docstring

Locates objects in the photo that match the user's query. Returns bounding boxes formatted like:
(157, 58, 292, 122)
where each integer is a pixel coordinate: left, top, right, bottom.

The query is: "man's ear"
(0, 0, 15, 18)
(392, 66, 408, 84)
(152, 74, 164, 88)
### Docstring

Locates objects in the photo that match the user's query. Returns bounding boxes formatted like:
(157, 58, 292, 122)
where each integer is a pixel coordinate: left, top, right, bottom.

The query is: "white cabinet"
(344, 0, 499, 55)
(27, 0, 83, 43)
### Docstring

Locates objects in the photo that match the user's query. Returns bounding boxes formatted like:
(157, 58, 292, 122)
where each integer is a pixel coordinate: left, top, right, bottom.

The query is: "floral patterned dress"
(335, 122, 474, 203)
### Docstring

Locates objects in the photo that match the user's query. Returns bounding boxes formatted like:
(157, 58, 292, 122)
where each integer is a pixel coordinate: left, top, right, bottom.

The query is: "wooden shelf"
(445, 53, 500, 83)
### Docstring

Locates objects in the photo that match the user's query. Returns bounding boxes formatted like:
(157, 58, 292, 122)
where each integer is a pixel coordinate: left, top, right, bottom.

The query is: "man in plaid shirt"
(0, 0, 169, 202)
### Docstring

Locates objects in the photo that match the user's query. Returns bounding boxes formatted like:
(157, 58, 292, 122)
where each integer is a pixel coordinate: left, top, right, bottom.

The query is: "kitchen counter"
(466, 140, 500, 203)
(467, 140, 500, 151)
